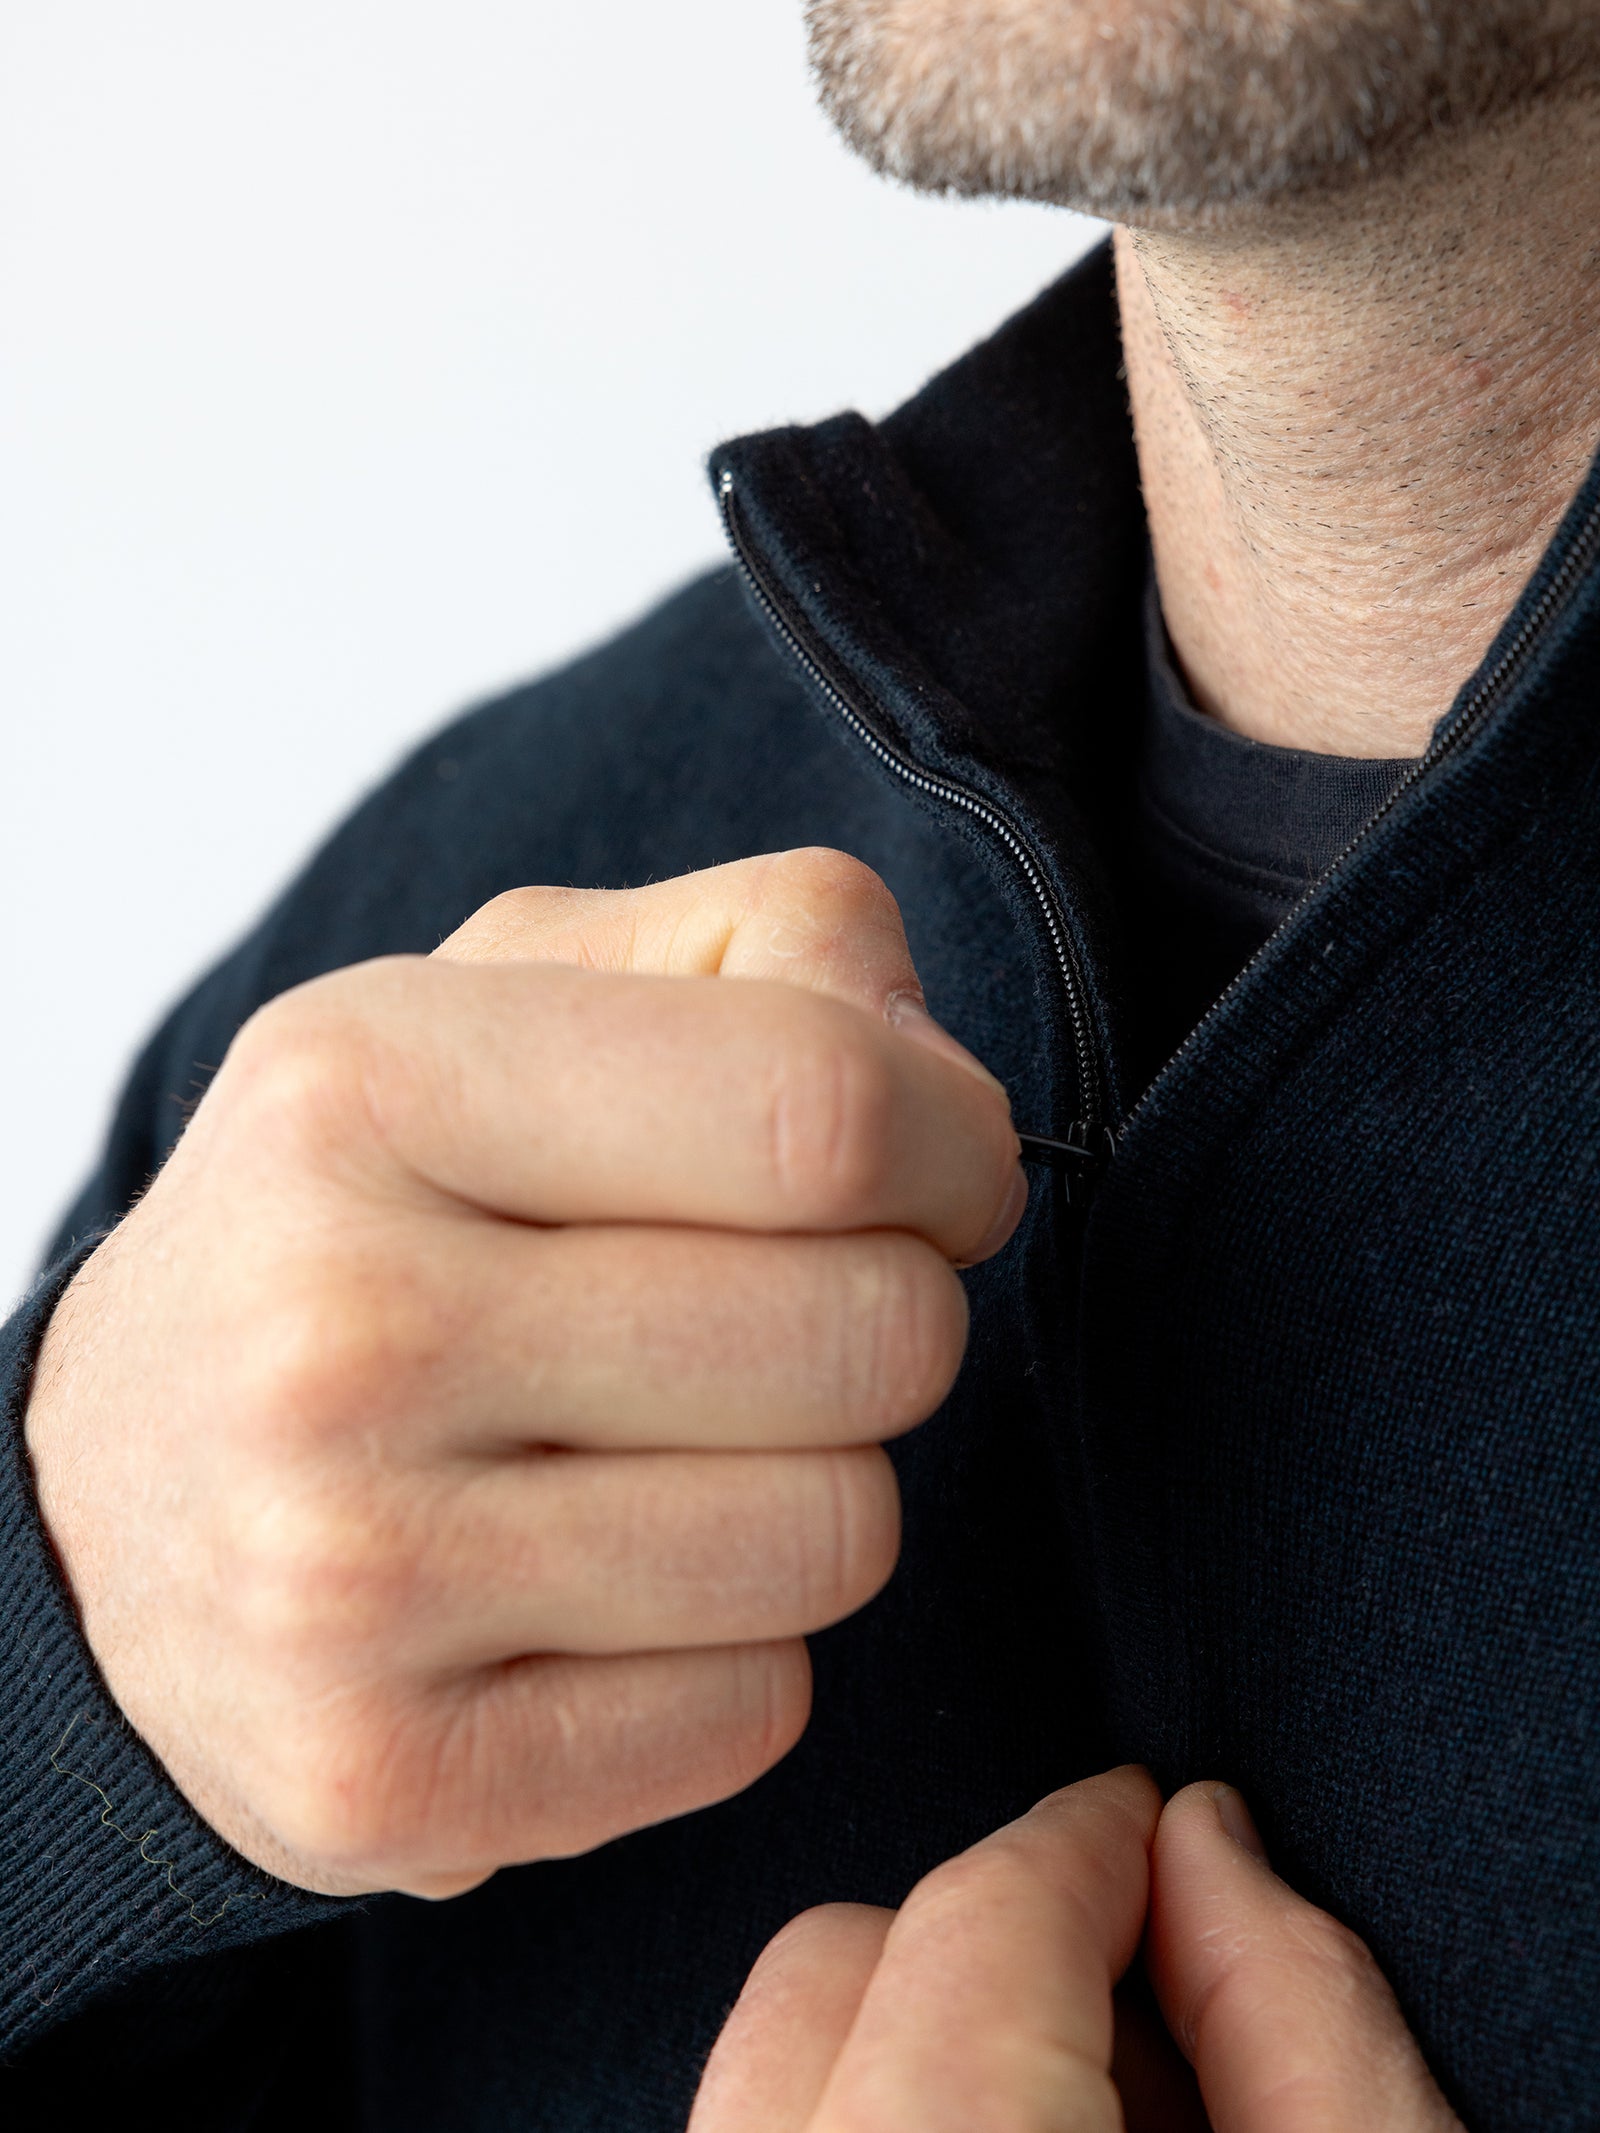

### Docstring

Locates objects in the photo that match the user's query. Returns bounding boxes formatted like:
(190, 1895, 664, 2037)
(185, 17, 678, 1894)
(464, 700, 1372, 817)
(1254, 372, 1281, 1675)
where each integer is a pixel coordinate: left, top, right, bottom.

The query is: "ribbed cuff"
(0, 1241, 358, 2058)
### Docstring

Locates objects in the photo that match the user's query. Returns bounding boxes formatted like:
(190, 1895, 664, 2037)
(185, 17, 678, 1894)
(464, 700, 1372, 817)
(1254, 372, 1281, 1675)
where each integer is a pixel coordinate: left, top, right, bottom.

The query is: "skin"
(1117, 97, 1600, 755)
(25, 850, 1025, 1894)
(687, 0, 1595, 2118)
(689, 1769, 1464, 2133)
(24, 0, 1584, 2117)
(809, 1, 1600, 754)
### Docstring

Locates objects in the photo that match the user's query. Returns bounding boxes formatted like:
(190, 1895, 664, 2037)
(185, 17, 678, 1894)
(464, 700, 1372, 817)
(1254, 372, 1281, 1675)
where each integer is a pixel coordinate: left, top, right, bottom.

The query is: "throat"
(1113, 94, 1600, 760)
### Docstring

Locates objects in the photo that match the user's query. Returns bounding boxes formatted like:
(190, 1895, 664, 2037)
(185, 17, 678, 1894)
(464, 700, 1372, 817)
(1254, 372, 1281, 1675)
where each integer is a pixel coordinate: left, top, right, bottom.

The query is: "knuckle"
(447, 885, 588, 961)
(240, 1270, 420, 1449)
(474, 885, 551, 930)
(764, 1018, 896, 1224)
(264, 1698, 432, 1877)
(229, 1485, 415, 1669)
(224, 983, 377, 1155)
(768, 846, 896, 923)
(1194, 1903, 1392, 2069)
(1291, 1904, 1385, 1993)
(901, 1843, 1021, 1932)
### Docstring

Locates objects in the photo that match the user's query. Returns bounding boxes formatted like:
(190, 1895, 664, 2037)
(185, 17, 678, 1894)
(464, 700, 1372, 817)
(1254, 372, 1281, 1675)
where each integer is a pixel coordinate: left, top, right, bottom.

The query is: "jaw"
(804, 0, 1600, 229)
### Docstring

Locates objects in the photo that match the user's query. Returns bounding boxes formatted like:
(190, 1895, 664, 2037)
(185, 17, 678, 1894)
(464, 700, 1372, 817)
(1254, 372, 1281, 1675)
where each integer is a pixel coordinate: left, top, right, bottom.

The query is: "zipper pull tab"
(1017, 1125, 1116, 1202)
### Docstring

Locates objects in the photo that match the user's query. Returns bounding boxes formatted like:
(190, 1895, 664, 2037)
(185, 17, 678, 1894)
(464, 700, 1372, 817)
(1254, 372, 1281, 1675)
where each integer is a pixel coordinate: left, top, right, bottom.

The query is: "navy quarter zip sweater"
(4, 245, 1600, 2131)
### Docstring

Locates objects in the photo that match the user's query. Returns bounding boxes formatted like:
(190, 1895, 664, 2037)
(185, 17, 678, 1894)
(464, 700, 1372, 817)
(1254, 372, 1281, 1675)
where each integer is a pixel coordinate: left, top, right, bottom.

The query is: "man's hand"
(1143, 1783, 1462, 2132)
(689, 1770, 1463, 2133)
(24, 849, 1024, 1897)
(690, 1766, 1162, 2133)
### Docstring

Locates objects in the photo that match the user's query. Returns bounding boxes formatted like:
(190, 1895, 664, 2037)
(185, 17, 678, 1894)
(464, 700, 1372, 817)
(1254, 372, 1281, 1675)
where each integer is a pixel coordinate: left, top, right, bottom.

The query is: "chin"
(804, 0, 1600, 226)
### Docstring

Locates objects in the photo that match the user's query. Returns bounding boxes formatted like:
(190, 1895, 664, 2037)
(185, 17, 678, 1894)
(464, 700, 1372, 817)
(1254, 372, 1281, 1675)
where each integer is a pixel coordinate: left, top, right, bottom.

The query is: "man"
(3, 0, 1596, 2124)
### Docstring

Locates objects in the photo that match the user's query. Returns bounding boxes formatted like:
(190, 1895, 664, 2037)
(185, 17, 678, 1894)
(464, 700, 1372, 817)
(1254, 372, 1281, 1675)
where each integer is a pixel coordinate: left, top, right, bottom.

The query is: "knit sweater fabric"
(3, 245, 1599, 2131)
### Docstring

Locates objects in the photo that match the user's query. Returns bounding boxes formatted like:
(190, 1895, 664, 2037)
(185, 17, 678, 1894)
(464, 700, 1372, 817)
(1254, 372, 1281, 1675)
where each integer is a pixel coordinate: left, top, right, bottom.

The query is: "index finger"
(254, 957, 1024, 1263)
(810, 1766, 1161, 2133)
(434, 848, 931, 1024)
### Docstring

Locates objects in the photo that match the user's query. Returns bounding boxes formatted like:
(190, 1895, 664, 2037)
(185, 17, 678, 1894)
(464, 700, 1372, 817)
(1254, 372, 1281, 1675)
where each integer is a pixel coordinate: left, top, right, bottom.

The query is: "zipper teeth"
(1124, 483, 1600, 1136)
(718, 468, 1104, 1140)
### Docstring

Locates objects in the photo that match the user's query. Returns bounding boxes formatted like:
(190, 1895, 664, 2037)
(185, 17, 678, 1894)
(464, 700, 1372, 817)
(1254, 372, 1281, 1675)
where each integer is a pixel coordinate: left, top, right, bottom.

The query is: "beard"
(805, 0, 1599, 222)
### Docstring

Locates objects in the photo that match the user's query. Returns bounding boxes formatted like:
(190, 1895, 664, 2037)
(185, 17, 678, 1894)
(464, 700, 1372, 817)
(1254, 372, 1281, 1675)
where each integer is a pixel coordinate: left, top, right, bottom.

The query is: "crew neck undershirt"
(1127, 580, 1418, 1076)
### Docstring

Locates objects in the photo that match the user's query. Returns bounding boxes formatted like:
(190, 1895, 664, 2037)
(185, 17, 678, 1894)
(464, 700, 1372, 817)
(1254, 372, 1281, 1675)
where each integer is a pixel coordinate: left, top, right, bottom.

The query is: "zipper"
(725, 458, 1600, 1169)
(1124, 480, 1600, 1137)
(718, 468, 1110, 1186)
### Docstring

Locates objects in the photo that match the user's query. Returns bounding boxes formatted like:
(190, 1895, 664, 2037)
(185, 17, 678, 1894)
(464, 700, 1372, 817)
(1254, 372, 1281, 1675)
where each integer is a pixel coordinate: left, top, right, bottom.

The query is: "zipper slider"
(1017, 1126, 1116, 1201)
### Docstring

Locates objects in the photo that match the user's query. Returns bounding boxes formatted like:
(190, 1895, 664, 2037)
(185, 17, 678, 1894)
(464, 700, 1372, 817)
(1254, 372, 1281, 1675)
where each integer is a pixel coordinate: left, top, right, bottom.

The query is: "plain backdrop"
(0, 2, 1101, 1303)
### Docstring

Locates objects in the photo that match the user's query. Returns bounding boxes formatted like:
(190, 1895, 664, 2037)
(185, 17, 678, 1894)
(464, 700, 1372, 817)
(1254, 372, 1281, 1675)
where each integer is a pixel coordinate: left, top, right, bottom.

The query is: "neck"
(1115, 96, 1600, 758)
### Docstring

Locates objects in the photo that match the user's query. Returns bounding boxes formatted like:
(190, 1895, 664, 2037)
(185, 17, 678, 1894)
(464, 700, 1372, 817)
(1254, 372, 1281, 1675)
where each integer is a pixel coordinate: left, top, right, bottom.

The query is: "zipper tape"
(718, 467, 1108, 1180)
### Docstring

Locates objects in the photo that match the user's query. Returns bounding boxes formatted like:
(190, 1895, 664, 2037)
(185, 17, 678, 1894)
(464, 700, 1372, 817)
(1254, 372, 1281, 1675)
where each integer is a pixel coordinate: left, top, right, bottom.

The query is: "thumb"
(1146, 1783, 1463, 2133)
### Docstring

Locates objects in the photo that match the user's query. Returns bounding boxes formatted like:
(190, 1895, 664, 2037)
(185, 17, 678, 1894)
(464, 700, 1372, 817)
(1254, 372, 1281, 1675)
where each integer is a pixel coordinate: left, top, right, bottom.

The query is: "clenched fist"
(24, 850, 1024, 1898)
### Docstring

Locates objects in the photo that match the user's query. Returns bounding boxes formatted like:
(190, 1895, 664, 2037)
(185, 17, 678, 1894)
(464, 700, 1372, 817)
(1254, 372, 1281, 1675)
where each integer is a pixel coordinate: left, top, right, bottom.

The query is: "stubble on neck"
(1118, 92, 1600, 757)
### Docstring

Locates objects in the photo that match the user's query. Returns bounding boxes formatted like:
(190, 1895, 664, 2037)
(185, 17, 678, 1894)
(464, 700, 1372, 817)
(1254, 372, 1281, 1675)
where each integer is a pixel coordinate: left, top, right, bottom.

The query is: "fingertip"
(736, 1636, 815, 1785)
(1096, 1762, 1165, 1845)
(884, 992, 1009, 1099)
(1011, 1764, 1161, 1878)
(1161, 1779, 1272, 1865)
(997, 1764, 1163, 1969)
(828, 1443, 903, 1614)
(1208, 1782, 1269, 1862)
(955, 1163, 1029, 1267)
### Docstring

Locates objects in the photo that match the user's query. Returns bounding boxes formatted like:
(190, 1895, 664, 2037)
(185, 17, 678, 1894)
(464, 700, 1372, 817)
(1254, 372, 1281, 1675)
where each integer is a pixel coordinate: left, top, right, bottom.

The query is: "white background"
(0, 2, 1099, 1302)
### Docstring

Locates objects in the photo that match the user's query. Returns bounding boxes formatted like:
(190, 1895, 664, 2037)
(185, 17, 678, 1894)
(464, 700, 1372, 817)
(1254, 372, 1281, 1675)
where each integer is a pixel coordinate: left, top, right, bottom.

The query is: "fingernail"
(1211, 1784, 1269, 1864)
(885, 992, 1008, 1096)
(960, 1164, 1029, 1266)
